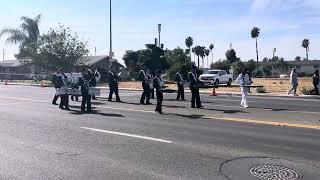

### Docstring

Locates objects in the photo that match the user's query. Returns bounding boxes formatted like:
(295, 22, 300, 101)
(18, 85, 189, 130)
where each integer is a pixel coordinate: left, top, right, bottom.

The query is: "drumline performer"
(56, 68, 70, 110)
(236, 69, 250, 108)
(51, 68, 61, 105)
(138, 64, 151, 105)
(188, 65, 202, 108)
(108, 70, 121, 102)
(175, 70, 185, 101)
(154, 70, 165, 114)
(78, 68, 93, 113)
(147, 69, 155, 99)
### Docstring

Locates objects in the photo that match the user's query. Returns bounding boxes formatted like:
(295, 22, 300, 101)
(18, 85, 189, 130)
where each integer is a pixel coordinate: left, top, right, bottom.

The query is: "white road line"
(0, 96, 47, 103)
(81, 127, 172, 144)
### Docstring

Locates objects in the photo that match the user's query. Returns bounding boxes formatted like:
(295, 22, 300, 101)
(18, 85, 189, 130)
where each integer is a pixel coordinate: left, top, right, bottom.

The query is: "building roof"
(0, 59, 31, 68)
(79, 55, 109, 66)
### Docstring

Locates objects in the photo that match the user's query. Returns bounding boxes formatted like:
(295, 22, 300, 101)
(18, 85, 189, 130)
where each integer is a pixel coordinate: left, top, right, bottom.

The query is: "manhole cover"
(221, 157, 320, 180)
(250, 164, 301, 180)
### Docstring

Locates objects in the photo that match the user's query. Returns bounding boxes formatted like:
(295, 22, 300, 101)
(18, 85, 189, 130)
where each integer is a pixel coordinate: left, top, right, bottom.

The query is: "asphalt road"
(0, 85, 319, 180)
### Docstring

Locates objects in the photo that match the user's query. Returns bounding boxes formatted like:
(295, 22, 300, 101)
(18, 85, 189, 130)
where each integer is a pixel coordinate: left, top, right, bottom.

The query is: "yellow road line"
(204, 116, 320, 130)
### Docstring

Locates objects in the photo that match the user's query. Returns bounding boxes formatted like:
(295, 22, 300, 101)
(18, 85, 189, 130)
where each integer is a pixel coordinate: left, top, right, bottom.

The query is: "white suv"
(199, 70, 233, 86)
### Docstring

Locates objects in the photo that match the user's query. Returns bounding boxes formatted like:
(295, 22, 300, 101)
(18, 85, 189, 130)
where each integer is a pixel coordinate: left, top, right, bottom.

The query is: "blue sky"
(0, 0, 320, 65)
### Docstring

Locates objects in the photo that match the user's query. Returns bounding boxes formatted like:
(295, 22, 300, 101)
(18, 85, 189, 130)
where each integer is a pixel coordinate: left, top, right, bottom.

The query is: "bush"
(300, 86, 312, 95)
(256, 87, 267, 93)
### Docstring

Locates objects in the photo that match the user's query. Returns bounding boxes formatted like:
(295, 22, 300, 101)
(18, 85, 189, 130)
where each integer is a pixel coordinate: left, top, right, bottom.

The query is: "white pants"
(240, 87, 248, 107)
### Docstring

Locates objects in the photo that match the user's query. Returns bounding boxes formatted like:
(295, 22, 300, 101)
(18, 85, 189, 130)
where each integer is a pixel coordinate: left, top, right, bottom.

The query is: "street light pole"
(109, 0, 113, 60)
(158, 24, 161, 47)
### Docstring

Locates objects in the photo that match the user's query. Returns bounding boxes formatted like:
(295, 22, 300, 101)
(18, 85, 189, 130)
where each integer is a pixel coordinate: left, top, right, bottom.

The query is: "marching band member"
(78, 68, 92, 113)
(108, 70, 121, 102)
(188, 65, 202, 108)
(236, 69, 250, 108)
(88, 69, 98, 100)
(153, 69, 164, 114)
(71, 69, 81, 102)
(175, 70, 185, 101)
(57, 68, 70, 110)
(51, 68, 61, 105)
(138, 64, 151, 105)
(147, 69, 155, 99)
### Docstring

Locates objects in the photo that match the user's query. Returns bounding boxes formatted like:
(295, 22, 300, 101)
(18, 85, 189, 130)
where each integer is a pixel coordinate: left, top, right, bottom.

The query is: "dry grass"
(113, 78, 314, 95)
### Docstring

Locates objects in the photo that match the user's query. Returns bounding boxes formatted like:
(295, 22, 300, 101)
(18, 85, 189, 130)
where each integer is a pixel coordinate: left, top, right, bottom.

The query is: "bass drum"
(95, 71, 101, 83)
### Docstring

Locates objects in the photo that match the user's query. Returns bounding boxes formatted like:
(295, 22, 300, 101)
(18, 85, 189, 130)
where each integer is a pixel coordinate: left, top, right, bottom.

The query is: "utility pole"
(2, 49, 4, 61)
(109, 0, 113, 60)
(95, 47, 97, 56)
(158, 24, 161, 48)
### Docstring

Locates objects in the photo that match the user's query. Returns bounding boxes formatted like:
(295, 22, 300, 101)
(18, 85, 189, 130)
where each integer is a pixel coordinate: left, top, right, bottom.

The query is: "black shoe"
(140, 102, 145, 105)
(197, 106, 204, 109)
(108, 99, 112, 102)
(191, 106, 195, 108)
(146, 102, 152, 105)
(65, 107, 71, 111)
(182, 99, 186, 101)
(116, 100, 122, 103)
(52, 102, 58, 105)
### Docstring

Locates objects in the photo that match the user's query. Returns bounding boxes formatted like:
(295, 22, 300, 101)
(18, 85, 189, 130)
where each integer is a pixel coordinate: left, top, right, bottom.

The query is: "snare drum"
(56, 87, 67, 96)
(89, 87, 101, 96)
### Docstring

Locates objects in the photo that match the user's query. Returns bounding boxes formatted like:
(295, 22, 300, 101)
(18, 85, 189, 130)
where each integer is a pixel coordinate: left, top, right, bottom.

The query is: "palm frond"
(0, 28, 27, 44)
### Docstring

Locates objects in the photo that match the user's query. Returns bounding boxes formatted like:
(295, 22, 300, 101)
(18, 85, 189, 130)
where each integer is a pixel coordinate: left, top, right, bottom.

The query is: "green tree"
(165, 48, 192, 80)
(232, 61, 245, 76)
(194, 46, 202, 68)
(210, 60, 231, 71)
(251, 27, 261, 71)
(185, 36, 193, 62)
(245, 59, 256, 73)
(276, 58, 288, 74)
(302, 39, 310, 61)
(262, 65, 272, 77)
(0, 14, 41, 59)
(123, 50, 139, 78)
(262, 57, 269, 62)
(209, 44, 214, 65)
(200, 46, 206, 68)
(205, 49, 210, 68)
(294, 56, 301, 62)
(35, 24, 89, 71)
(225, 49, 238, 64)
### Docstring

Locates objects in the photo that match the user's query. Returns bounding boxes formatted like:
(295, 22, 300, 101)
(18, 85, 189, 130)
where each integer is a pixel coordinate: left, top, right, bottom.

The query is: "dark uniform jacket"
(108, 71, 118, 86)
(78, 74, 92, 94)
(175, 73, 183, 82)
(313, 74, 319, 86)
(153, 76, 163, 92)
(188, 71, 200, 89)
(138, 70, 147, 82)
(56, 74, 66, 89)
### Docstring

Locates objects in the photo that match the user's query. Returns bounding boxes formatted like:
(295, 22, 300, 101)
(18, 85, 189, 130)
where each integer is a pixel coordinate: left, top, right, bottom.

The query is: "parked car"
(199, 70, 233, 86)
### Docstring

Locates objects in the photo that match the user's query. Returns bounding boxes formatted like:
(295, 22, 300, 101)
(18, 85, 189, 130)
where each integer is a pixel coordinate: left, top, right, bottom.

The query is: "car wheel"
(227, 79, 232, 86)
(215, 79, 219, 86)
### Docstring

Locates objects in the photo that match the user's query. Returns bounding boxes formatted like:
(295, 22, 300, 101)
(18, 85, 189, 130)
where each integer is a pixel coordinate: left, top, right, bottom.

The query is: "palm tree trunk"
(202, 58, 204, 68)
(189, 47, 192, 62)
(207, 56, 209, 68)
(306, 49, 308, 61)
(197, 56, 200, 68)
(256, 38, 259, 72)
(211, 53, 213, 66)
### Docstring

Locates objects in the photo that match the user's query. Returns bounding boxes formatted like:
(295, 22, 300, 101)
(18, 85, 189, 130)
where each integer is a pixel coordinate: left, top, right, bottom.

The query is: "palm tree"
(200, 46, 206, 68)
(209, 44, 214, 65)
(205, 49, 210, 68)
(194, 46, 202, 68)
(251, 27, 260, 72)
(192, 47, 196, 62)
(302, 39, 310, 61)
(185, 36, 193, 62)
(0, 14, 41, 59)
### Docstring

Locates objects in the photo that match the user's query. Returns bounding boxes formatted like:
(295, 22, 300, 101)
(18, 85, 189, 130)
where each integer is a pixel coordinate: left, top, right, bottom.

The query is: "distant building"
(0, 56, 128, 81)
(248, 60, 320, 77)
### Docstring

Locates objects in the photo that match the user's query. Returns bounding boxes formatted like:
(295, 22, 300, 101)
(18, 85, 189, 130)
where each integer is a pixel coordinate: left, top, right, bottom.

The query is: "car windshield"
(208, 71, 219, 74)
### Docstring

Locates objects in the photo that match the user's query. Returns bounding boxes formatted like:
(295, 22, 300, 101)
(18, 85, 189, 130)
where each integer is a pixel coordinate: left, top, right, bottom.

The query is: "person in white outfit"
(236, 70, 250, 108)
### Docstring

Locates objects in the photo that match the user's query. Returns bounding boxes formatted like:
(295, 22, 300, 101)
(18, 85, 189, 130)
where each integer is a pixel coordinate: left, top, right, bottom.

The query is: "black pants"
(81, 93, 92, 112)
(140, 82, 150, 104)
(177, 83, 185, 100)
(155, 90, 163, 113)
(150, 88, 155, 99)
(109, 84, 121, 102)
(52, 95, 59, 104)
(190, 88, 201, 108)
(310, 84, 319, 95)
(59, 94, 69, 109)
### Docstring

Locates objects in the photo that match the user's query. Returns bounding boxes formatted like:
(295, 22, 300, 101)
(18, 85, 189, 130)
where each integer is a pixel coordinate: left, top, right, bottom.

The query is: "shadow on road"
(68, 106, 125, 117)
(165, 113, 205, 119)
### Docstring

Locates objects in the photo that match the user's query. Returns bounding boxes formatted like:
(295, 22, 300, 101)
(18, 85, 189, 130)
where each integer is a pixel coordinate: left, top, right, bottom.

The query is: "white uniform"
(236, 74, 250, 108)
